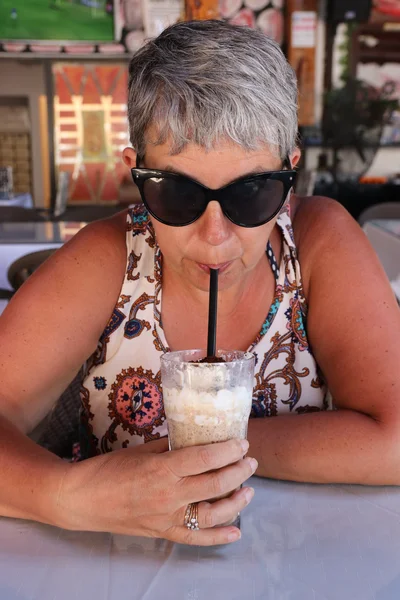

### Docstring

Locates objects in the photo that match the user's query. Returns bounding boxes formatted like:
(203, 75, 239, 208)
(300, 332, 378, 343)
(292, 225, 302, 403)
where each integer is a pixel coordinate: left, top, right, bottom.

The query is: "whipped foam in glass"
(160, 351, 255, 451)
(163, 385, 252, 449)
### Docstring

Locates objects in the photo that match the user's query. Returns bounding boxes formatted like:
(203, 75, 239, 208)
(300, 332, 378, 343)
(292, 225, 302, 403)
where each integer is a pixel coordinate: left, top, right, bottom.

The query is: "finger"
(170, 525, 242, 547)
(133, 438, 169, 455)
(186, 456, 257, 503)
(197, 486, 254, 529)
(165, 439, 249, 478)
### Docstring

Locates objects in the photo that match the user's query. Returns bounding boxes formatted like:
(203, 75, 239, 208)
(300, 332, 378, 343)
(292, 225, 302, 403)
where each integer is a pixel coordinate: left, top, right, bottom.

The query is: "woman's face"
(123, 139, 299, 292)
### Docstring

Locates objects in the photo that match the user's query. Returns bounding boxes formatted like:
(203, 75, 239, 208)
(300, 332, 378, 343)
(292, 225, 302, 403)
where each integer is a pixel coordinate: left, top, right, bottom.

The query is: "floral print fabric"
(79, 204, 329, 458)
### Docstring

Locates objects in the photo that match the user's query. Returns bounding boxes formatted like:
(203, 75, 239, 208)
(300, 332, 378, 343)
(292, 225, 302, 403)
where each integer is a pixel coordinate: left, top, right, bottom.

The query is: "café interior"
(0, 1, 400, 598)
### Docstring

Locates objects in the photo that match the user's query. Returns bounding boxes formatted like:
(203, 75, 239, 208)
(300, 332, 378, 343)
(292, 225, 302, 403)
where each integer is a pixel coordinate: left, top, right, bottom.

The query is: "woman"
(0, 20, 399, 547)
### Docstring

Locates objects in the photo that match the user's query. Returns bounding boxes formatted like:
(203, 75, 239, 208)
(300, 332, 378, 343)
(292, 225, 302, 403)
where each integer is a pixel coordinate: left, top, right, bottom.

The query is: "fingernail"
(228, 529, 241, 542)
(249, 458, 258, 472)
(240, 439, 249, 453)
(244, 487, 255, 503)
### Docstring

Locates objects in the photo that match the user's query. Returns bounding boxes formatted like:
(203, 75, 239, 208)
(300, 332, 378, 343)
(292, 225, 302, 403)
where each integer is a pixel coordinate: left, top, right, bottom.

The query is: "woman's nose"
(197, 201, 231, 246)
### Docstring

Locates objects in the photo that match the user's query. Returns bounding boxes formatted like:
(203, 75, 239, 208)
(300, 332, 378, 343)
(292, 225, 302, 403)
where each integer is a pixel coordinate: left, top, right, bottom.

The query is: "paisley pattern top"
(79, 204, 330, 458)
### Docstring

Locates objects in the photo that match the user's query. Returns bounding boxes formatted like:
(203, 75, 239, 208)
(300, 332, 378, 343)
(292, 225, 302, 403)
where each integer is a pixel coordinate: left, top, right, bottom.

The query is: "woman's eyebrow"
(163, 165, 190, 175)
(162, 164, 271, 178)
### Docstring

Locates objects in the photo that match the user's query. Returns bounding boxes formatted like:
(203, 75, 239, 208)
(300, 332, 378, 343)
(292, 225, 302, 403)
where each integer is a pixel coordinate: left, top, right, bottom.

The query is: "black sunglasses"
(130, 158, 297, 228)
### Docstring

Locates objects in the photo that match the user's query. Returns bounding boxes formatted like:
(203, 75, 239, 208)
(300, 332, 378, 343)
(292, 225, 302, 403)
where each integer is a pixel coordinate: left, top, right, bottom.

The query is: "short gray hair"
(128, 20, 298, 160)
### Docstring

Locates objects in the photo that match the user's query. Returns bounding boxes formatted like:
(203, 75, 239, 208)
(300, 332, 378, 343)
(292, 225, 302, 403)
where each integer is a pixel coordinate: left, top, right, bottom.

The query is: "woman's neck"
(163, 252, 271, 320)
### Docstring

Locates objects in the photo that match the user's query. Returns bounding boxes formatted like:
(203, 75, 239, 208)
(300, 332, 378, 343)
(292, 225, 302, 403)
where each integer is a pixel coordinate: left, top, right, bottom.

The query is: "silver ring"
(184, 502, 199, 531)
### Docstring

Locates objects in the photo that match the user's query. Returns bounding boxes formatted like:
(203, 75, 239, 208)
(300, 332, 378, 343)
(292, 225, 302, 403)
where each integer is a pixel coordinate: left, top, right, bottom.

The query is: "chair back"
(7, 249, 57, 292)
(363, 222, 400, 282)
(35, 368, 83, 457)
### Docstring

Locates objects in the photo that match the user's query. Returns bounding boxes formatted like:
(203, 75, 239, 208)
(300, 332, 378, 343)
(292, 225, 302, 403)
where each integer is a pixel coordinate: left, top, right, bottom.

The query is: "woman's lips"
(197, 261, 232, 274)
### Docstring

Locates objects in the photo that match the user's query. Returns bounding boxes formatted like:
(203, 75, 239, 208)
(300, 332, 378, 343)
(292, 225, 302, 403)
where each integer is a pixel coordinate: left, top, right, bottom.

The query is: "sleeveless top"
(79, 204, 330, 458)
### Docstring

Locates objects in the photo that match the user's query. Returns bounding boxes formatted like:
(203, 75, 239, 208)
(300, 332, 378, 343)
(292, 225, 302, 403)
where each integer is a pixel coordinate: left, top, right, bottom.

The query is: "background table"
(0, 193, 33, 209)
(1, 476, 400, 600)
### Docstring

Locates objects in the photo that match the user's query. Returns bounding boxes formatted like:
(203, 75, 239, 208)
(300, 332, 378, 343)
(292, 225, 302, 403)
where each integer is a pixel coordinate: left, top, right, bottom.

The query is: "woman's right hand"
(55, 438, 257, 546)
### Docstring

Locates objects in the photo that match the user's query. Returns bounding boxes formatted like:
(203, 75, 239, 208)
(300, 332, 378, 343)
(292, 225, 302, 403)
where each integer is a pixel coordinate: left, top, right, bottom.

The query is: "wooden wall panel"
(286, 0, 318, 126)
(39, 95, 51, 208)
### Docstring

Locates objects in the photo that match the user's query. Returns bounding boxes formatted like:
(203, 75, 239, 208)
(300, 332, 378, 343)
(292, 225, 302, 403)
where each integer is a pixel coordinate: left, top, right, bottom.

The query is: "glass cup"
(160, 349, 255, 527)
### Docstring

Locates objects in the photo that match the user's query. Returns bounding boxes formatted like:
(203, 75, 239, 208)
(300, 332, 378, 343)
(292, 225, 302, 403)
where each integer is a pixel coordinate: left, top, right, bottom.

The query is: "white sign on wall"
(291, 11, 317, 49)
(142, 0, 183, 38)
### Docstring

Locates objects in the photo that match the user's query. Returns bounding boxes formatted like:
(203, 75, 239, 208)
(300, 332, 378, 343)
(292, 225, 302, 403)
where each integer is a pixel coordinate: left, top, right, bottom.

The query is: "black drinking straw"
(207, 268, 219, 358)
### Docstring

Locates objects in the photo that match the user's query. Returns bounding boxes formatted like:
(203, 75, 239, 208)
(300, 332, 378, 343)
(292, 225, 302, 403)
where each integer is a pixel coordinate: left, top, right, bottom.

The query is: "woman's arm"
(0, 212, 256, 544)
(0, 415, 69, 523)
(248, 198, 400, 485)
(248, 406, 397, 484)
(0, 408, 255, 546)
(0, 213, 127, 519)
(0, 213, 128, 433)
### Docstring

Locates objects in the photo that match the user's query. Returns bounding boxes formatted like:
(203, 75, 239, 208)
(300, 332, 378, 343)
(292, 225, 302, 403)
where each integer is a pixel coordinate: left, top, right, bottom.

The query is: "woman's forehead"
(143, 143, 283, 188)
(143, 134, 281, 166)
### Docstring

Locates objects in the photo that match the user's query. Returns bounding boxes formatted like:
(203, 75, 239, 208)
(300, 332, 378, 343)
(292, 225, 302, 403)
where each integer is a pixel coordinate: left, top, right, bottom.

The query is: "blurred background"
(0, 0, 399, 306)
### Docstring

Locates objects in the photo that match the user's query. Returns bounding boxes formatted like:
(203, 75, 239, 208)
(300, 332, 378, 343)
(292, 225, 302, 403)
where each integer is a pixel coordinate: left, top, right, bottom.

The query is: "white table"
(1, 476, 400, 600)
(0, 193, 33, 209)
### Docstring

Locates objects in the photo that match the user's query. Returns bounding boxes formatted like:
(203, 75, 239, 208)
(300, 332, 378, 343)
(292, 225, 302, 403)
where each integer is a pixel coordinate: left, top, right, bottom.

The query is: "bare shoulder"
(289, 195, 400, 424)
(5, 209, 129, 326)
(291, 194, 357, 239)
(290, 195, 365, 295)
(0, 210, 129, 432)
(61, 209, 128, 261)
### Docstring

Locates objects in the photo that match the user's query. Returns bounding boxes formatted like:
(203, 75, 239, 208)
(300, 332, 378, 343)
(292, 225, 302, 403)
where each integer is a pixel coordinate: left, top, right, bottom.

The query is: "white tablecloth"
(1, 476, 400, 600)
(0, 194, 33, 209)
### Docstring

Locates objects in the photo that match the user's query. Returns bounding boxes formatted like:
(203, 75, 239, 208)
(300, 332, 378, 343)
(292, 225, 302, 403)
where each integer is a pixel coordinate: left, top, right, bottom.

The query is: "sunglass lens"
(221, 178, 286, 227)
(143, 178, 206, 225)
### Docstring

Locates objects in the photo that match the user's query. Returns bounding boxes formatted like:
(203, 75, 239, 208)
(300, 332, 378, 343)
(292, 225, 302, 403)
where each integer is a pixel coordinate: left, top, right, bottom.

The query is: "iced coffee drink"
(160, 350, 255, 451)
(161, 350, 255, 526)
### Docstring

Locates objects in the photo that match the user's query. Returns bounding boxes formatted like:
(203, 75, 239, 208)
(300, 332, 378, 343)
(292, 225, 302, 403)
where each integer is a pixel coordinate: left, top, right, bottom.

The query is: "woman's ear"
(122, 147, 137, 168)
(290, 147, 301, 168)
